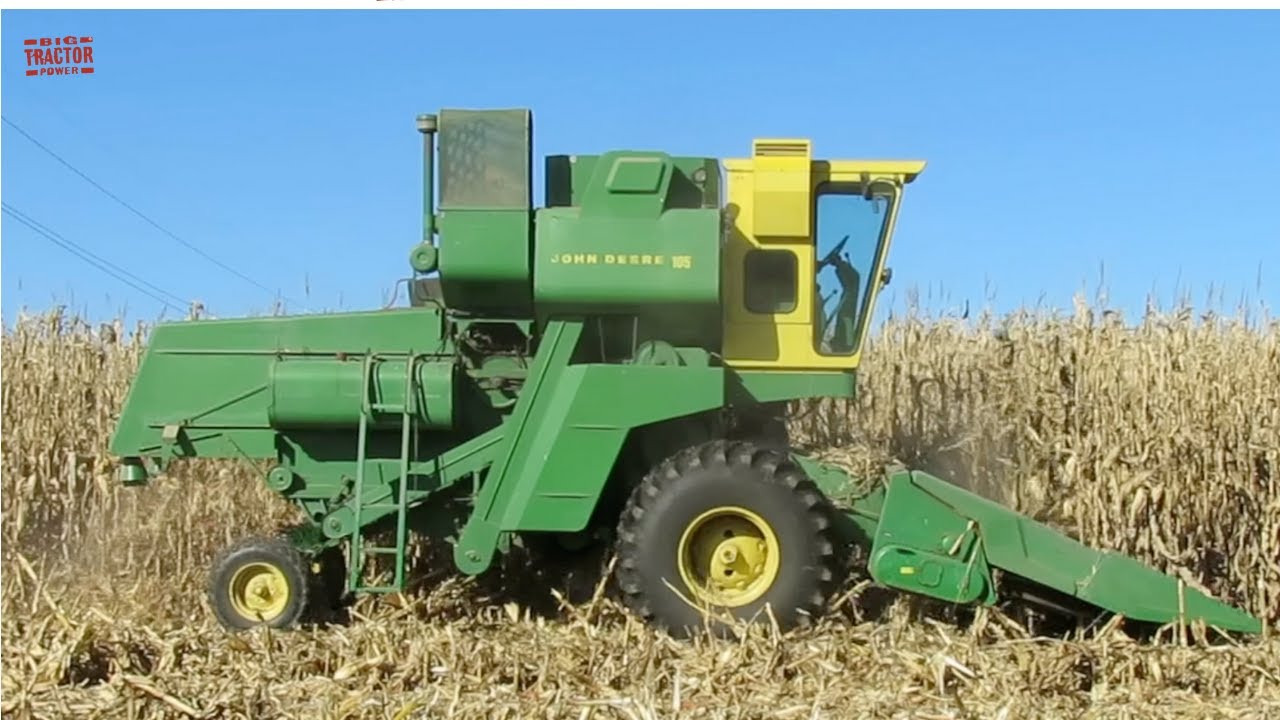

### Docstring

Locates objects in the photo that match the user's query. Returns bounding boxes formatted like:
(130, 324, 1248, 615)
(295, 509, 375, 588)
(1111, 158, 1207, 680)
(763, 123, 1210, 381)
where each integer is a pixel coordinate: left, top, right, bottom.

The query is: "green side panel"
(578, 151, 670, 220)
(534, 207, 719, 308)
(731, 369, 857, 404)
(502, 363, 725, 530)
(109, 308, 447, 459)
(545, 154, 719, 210)
(867, 475, 995, 605)
(453, 319, 725, 573)
(277, 430, 467, 505)
(606, 157, 666, 193)
(437, 209, 532, 314)
(884, 470, 1263, 633)
(453, 319, 584, 572)
(533, 151, 721, 342)
(269, 357, 454, 429)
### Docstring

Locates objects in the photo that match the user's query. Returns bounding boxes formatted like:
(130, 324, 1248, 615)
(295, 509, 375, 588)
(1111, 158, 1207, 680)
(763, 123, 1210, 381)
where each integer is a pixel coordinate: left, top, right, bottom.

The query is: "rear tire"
(613, 440, 842, 637)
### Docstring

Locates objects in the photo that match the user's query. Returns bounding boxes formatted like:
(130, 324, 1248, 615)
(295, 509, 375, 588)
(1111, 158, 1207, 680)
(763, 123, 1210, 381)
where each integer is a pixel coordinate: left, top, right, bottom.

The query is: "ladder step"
(348, 355, 416, 596)
(363, 547, 400, 556)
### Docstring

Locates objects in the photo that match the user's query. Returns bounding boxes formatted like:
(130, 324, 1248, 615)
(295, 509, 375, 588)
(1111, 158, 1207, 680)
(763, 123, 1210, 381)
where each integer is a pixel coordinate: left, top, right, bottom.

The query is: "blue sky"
(3, 10, 1278, 329)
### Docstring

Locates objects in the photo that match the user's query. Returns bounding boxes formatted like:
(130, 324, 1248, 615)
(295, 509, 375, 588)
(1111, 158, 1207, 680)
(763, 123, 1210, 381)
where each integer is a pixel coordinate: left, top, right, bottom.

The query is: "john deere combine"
(109, 109, 1262, 637)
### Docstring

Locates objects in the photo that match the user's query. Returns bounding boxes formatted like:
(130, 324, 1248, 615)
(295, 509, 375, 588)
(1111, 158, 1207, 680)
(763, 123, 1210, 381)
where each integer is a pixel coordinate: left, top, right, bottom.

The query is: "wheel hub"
(228, 562, 290, 621)
(678, 506, 781, 607)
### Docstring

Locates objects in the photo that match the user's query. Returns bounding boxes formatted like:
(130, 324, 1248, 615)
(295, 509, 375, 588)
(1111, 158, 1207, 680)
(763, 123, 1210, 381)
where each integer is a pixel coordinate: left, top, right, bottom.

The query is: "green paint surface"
(109, 308, 449, 459)
(825, 467, 1263, 634)
(105, 107, 1264, 634)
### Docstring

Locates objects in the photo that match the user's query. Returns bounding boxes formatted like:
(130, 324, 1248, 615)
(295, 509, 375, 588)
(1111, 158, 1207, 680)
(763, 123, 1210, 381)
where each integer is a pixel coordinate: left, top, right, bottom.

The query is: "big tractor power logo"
(24, 36, 94, 77)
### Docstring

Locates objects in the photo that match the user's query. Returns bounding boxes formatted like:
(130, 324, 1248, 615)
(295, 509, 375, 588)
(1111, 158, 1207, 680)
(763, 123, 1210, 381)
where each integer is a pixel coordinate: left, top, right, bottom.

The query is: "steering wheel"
(819, 235, 849, 269)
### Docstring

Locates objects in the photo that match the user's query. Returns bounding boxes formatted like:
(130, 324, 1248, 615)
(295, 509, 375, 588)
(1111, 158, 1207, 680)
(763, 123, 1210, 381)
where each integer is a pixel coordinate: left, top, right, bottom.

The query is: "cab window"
(744, 249, 797, 314)
(813, 184, 894, 355)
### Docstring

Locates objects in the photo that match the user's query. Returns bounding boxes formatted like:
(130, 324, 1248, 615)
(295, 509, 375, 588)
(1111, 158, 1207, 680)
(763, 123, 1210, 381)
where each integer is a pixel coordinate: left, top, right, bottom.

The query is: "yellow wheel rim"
(227, 562, 291, 622)
(677, 506, 781, 608)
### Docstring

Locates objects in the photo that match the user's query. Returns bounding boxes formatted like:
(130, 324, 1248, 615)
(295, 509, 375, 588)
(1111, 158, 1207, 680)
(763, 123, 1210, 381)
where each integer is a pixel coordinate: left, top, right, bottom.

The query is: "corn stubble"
(3, 301, 1278, 719)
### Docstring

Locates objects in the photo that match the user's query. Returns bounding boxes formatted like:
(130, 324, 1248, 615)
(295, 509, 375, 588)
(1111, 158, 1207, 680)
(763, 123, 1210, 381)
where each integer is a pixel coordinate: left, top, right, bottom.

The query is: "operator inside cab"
(721, 142, 918, 371)
(813, 189, 889, 356)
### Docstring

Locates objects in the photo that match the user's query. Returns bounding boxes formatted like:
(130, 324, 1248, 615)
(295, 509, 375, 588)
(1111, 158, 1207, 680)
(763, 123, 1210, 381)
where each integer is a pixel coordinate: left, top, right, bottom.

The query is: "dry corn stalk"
(3, 299, 1278, 719)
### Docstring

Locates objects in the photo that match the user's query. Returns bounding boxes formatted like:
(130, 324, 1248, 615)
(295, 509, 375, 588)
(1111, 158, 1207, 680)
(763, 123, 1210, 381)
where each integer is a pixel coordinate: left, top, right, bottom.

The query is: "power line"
(2, 115, 305, 310)
(2, 201, 192, 309)
(2, 202, 189, 313)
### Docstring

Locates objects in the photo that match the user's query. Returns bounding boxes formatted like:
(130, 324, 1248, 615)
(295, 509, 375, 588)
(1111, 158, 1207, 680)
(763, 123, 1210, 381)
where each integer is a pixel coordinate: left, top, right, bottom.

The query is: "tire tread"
(613, 439, 842, 633)
(208, 534, 313, 631)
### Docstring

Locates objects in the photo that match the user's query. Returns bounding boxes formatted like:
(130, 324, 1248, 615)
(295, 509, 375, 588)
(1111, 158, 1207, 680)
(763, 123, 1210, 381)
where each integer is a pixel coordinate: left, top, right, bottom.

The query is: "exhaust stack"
(409, 113, 439, 274)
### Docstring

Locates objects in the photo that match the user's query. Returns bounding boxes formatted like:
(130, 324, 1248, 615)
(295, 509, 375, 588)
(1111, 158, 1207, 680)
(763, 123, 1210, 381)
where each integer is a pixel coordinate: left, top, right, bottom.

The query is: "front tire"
(613, 440, 842, 637)
(208, 535, 312, 631)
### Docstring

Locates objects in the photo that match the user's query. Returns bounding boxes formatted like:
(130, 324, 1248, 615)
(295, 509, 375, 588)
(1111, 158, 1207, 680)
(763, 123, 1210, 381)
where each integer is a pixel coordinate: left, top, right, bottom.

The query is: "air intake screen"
(753, 141, 810, 158)
(438, 109, 532, 210)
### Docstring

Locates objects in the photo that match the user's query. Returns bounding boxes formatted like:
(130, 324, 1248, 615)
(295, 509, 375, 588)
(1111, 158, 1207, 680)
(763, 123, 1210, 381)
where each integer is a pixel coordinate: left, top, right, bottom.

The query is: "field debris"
(3, 302, 1278, 718)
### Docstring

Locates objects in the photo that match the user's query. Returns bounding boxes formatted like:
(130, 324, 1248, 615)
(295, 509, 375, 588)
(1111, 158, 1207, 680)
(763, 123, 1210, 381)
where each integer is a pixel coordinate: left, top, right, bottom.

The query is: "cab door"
(721, 139, 924, 371)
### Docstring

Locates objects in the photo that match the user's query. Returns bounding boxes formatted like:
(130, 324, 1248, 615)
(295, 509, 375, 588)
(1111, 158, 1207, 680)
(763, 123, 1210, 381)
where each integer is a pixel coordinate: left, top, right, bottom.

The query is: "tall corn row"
(2, 301, 1279, 719)
(3, 299, 1278, 626)
(0, 308, 295, 619)
(793, 298, 1280, 624)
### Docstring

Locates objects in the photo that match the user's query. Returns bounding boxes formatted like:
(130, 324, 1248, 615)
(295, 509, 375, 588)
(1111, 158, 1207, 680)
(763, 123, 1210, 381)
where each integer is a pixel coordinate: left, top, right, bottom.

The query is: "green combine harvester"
(109, 109, 1262, 637)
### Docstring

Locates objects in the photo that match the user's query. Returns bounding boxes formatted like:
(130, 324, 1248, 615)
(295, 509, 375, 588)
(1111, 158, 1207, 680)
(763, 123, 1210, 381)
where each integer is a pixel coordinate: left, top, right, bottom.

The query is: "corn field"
(2, 299, 1278, 719)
